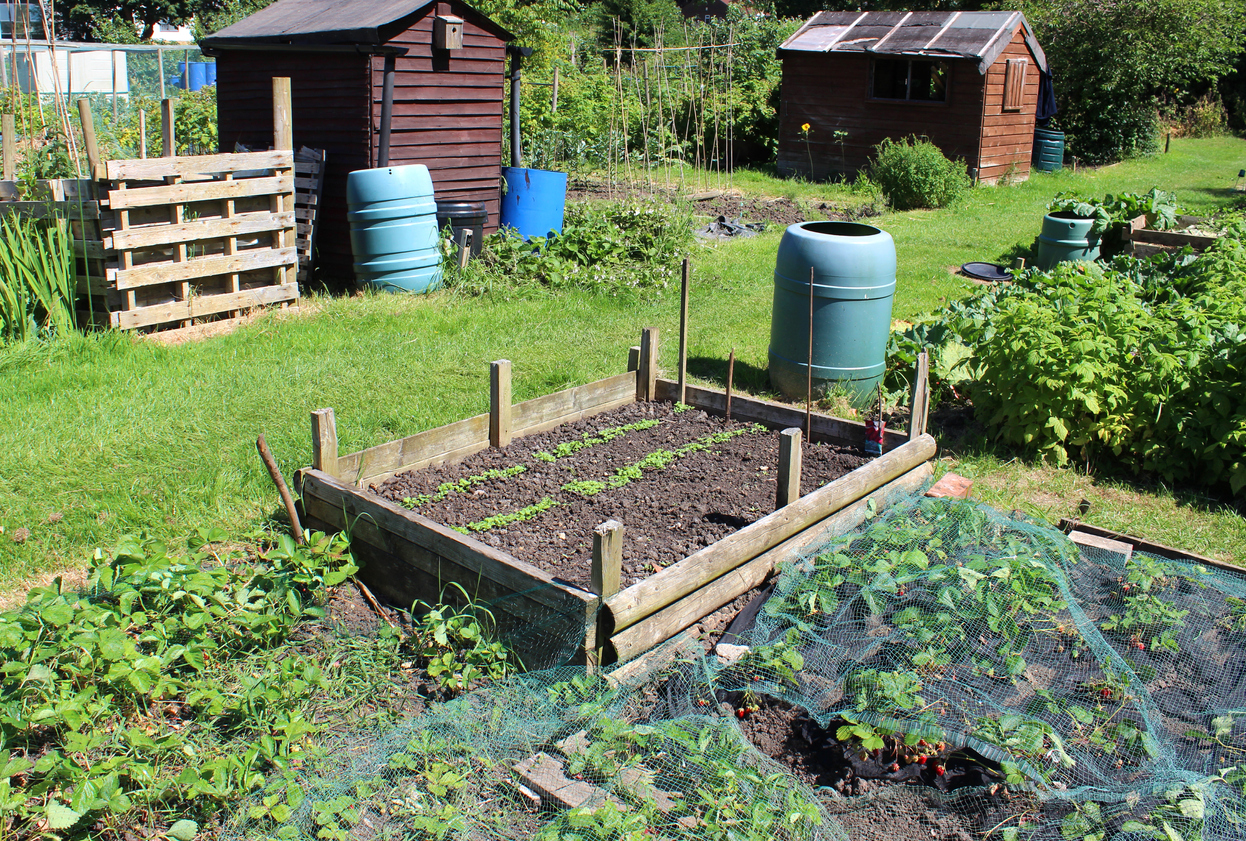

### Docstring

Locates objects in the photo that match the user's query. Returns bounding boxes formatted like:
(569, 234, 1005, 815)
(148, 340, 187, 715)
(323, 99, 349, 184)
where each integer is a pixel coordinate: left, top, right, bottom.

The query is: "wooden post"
(551, 65, 560, 114)
(456, 228, 471, 270)
(2, 114, 13, 181)
(591, 520, 623, 599)
(272, 76, 293, 151)
(1165, 132, 1171, 153)
(638, 327, 658, 402)
(627, 345, 641, 373)
(110, 50, 118, 123)
(76, 98, 101, 180)
(157, 47, 165, 101)
(311, 408, 340, 478)
(490, 359, 513, 449)
(776, 428, 802, 508)
(677, 258, 689, 404)
(908, 351, 930, 440)
(138, 109, 147, 159)
(161, 98, 175, 156)
(1011, 257, 1025, 271)
(725, 348, 735, 420)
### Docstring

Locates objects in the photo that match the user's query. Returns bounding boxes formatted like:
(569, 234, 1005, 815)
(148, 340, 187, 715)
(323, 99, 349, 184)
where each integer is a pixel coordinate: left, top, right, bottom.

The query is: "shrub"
(868, 136, 969, 211)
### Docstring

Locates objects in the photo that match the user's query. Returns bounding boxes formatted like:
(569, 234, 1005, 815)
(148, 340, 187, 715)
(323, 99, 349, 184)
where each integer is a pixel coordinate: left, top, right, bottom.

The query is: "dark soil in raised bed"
(375, 402, 868, 589)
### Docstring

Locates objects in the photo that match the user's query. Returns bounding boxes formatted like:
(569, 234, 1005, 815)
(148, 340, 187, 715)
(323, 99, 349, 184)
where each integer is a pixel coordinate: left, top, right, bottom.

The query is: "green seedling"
(401, 465, 527, 509)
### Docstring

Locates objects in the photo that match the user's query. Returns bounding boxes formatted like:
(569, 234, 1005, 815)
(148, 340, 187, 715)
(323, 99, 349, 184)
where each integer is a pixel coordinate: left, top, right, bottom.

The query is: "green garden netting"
(227, 494, 1246, 841)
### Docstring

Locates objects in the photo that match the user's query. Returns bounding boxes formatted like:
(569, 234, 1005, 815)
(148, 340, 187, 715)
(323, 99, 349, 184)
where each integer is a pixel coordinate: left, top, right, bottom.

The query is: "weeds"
(0, 213, 76, 342)
(409, 582, 520, 696)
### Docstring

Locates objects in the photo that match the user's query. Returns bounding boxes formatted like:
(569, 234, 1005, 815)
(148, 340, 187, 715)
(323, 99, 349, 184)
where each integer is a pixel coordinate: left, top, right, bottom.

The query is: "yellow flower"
(801, 122, 811, 133)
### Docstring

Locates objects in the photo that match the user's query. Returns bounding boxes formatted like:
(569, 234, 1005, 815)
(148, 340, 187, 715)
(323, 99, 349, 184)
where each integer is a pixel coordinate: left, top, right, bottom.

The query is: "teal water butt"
(1033, 127, 1065, 172)
(346, 164, 442, 293)
(500, 167, 567, 239)
(768, 221, 896, 405)
(1035, 211, 1100, 271)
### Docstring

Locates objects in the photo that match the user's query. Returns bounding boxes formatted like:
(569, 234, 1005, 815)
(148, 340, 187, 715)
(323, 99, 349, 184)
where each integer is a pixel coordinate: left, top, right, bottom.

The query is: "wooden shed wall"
(776, 52, 984, 182)
(373, 1, 506, 234)
(978, 27, 1040, 183)
(216, 51, 371, 281)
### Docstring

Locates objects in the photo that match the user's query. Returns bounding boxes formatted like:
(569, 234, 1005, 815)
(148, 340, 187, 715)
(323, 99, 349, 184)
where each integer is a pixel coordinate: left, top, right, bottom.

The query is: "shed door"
(1003, 58, 1027, 111)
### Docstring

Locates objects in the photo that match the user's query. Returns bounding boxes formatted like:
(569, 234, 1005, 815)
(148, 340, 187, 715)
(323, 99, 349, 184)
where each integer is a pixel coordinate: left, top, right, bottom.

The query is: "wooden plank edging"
(1056, 519, 1241, 573)
(608, 461, 935, 662)
(604, 434, 938, 633)
(655, 378, 909, 450)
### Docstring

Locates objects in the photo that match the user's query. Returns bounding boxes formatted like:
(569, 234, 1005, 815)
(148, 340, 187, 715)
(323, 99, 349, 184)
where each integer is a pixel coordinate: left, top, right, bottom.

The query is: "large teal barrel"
(1033, 127, 1065, 172)
(768, 221, 896, 405)
(346, 164, 442, 293)
(500, 167, 567, 239)
(1035, 212, 1100, 271)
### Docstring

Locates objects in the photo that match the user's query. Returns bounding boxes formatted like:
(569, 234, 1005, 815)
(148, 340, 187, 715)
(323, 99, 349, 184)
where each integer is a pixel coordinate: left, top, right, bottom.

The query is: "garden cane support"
(256, 434, 304, 545)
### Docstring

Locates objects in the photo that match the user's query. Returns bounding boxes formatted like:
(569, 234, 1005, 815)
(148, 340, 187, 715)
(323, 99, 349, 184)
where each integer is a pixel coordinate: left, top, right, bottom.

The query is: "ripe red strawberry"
(916, 756, 928, 766)
(1100, 688, 1112, 698)
(736, 708, 746, 719)
(1134, 641, 1145, 651)
(889, 763, 900, 772)
(935, 765, 945, 776)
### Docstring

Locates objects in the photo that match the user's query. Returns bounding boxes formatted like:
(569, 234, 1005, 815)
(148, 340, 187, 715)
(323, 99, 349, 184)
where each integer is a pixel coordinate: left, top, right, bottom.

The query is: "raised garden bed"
(296, 329, 937, 668)
(1125, 213, 1222, 258)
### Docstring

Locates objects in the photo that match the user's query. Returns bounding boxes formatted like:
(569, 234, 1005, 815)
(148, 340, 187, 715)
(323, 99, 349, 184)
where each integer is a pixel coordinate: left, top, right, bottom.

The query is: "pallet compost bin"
(295, 330, 938, 667)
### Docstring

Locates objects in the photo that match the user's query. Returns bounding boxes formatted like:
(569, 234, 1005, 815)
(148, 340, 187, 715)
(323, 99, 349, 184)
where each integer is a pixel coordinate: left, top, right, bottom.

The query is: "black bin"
(435, 201, 487, 256)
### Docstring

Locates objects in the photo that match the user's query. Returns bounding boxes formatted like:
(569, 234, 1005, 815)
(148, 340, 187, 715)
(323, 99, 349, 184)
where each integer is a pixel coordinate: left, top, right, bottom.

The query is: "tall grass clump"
(869, 136, 970, 211)
(0, 213, 76, 342)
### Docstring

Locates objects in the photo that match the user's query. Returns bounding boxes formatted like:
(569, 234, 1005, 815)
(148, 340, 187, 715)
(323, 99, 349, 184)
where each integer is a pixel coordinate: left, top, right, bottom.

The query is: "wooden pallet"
(294, 147, 326, 284)
(99, 150, 299, 332)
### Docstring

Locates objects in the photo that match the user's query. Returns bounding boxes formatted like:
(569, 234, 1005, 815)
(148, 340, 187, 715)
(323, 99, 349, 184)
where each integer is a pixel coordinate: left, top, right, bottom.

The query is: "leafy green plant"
(1046, 188, 1180, 234)
(401, 465, 527, 508)
(0, 213, 76, 342)
(409, 582, 519, 695)
(458, 495, 559, 533)
(868, 136, 969, 211)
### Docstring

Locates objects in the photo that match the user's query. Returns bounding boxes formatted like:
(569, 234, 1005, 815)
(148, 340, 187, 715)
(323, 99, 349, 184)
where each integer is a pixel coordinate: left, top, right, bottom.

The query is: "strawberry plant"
(409, 583, 520, 696)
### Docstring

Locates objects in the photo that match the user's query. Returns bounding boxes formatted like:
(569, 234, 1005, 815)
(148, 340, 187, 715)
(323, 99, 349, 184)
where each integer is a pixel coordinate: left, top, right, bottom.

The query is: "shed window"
(871, 59, 948, 103)
(1003, 58, 1027, 111)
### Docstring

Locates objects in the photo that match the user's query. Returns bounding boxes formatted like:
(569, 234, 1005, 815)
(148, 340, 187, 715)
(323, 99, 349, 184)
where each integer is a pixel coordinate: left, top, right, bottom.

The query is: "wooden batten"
(655, 379, 909, 450)
(604, 434, 937, 635)
(609, 460, 935, 662)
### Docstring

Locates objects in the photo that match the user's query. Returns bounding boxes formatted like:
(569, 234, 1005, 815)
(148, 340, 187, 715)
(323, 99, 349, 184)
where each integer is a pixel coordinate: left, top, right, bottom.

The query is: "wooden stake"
(1011, 256, 1025, 271)
(457, 228, 471, 270)
(490, 359, 513, 449)
(638, 327, 658, 402)
(806, 266, 814, 438)
(273, 76, 293, 151)
(677, 258, 689, 404)
(256, 434, 304, 544)
(908, 351, 930, 440)
(591, 520, 624, 598)
(1165, 132, 1171, 153)
(138, 109, 146, 159)
(311, 408, 340, 478)
(776, 427, 802, 509)
(161, 98, 175, 157)
(552, 65, 560, 114)
(2, 114, 13, 181)
(628, 345, 641, 373)
(725, 347, 735, 420)
(76, 99, 101, 180)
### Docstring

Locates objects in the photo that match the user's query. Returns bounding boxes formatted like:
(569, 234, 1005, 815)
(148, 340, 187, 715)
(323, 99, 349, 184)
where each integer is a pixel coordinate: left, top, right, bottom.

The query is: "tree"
(62, 0, 224, 42)
(1019, 0, 1246, 163)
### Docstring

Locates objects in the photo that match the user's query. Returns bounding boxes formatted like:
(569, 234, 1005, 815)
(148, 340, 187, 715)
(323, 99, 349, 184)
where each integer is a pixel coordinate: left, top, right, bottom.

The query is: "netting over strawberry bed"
(226, 495, 1246, 841)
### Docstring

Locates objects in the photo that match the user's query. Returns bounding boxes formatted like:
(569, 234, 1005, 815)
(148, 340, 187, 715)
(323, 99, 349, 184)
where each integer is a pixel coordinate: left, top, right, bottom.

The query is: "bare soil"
(375, 402, 867, 589)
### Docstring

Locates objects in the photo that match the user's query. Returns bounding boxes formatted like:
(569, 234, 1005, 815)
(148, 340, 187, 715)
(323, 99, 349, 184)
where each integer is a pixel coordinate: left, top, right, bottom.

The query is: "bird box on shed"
(434, 15, 464, 50)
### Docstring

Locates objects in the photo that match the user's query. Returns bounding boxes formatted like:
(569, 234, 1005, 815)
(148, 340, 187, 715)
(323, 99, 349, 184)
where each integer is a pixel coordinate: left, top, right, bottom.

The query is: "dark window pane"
(872, 60, 909, 100)
(910, 61, 948, 102)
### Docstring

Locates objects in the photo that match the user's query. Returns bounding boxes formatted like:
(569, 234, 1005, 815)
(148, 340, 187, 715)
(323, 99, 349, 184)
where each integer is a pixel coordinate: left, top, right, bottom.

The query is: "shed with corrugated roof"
(776, 10, 1049, 184)
(202, 0, 514, 282)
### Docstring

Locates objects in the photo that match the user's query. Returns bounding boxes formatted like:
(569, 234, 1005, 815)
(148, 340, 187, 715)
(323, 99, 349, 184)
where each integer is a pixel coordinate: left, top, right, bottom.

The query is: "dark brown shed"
(776, 11, 1047, 185)
(202, 0, 514, 282)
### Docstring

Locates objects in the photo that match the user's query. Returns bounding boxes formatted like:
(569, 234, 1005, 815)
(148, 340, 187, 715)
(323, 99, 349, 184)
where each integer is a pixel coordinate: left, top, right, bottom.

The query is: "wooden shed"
(202, 0, 513, 282)
(776, 11, 1047, 185)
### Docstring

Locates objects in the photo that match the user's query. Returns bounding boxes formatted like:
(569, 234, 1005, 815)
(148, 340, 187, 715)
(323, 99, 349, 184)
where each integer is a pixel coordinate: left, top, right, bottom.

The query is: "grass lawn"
(2, 137, 1244, 588)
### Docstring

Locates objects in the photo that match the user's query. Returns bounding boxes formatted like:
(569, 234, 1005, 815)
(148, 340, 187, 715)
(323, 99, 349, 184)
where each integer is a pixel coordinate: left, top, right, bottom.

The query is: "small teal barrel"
(1035, 212, 1100, 271)
(346, 164, 443, 293)
(500, 167, 567, 239)
(187, 62, 208, 92)
(768, 221, 896, 406)
(1033, 127, 1065, 172)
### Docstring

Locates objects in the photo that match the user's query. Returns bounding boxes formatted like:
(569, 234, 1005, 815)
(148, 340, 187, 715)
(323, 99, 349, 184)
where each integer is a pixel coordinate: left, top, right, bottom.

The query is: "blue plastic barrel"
(499, 167, 567, 239)
(204, 62, 217, 87)
(346, 164, 443, 293)
(1033, 127, 1065, 172)
(187, 62, 208, 92)
(768, 221, 897, 405)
